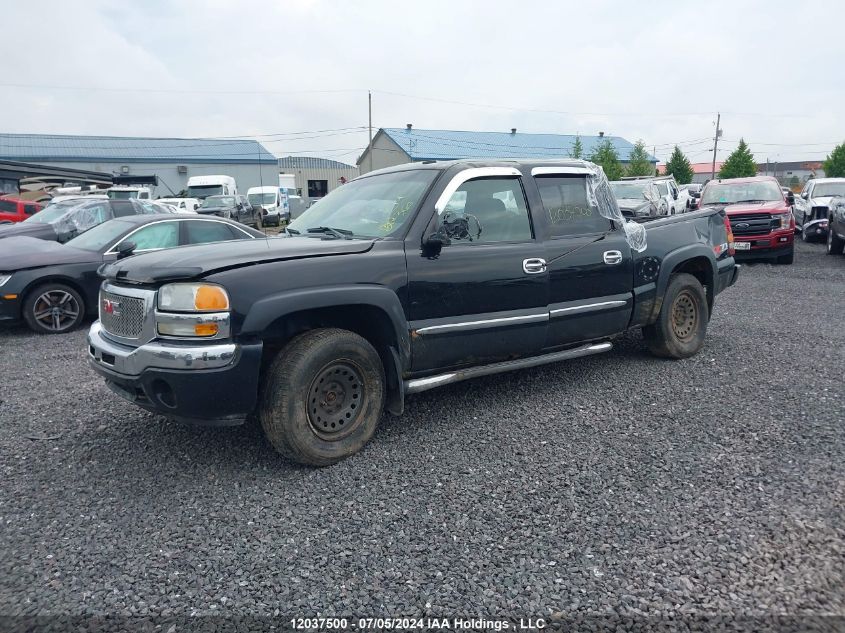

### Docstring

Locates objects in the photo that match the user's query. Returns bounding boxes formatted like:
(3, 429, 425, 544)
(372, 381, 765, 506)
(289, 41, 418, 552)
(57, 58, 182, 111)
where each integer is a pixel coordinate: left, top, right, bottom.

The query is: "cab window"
(535, 175, 611, 237)
(184, 220, 240, 244)
(439, 177, 533, 243)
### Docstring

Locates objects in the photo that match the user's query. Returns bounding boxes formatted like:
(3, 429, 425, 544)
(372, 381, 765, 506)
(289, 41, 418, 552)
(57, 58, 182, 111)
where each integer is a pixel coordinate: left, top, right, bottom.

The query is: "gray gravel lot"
(0, 240, 843, 628)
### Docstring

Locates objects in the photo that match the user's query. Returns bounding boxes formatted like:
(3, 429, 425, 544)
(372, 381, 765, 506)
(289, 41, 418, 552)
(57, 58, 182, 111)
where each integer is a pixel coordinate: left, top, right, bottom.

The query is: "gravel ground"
(0, 240, 843, 630)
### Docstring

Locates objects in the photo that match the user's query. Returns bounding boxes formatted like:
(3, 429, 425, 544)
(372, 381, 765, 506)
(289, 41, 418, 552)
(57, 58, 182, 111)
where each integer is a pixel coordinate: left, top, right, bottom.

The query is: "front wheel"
(259, 328, 385, 466)
(642, 273, 709, 359)
(828, 221, 845, 255)
(777, 248, 794, 265)
(23, 283, 85, 334)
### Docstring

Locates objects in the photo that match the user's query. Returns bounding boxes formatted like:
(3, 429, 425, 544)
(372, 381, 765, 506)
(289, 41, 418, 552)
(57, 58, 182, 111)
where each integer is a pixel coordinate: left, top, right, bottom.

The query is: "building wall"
(358, 133, 410, 174)
(279, 165, 360, 204)
(27, 160, 278, 198)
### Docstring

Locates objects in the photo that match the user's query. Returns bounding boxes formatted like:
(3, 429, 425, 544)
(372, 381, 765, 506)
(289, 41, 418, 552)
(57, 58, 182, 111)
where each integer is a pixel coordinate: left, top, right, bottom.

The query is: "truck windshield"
(812, 182, 845, 198)
(287, 170, 438, 238)
(248, 193, 277, 206)
(701, 181, 782, 205)
(201, 196, 235, 208)
(188, 185, 224, 199)
(610, 183, 647, 199)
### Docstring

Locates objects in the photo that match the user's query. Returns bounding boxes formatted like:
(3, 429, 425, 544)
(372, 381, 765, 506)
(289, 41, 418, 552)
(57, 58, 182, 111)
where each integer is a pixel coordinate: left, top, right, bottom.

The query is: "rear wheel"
(23, 283, 85, 334)
(828, 220, 845, 255)
(643, 273, 709, 359)
(259, 328, 385, 466)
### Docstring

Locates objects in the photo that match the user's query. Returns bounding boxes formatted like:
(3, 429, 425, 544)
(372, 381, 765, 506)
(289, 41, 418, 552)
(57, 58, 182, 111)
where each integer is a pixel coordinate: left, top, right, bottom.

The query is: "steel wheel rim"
(307, 361, 365, 440)
(33, 290, 80, 332)
(671, 290, 698, 342)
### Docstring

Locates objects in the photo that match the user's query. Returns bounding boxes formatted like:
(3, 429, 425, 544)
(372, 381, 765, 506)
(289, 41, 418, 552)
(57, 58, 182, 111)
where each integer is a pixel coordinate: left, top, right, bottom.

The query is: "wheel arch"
(21, 275, 91, 314)
(651, 246, 717, 323)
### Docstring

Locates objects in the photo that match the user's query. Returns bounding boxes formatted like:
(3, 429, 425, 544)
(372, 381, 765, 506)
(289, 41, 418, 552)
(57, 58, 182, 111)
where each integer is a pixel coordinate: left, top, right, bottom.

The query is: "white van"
(247, 186, 289, 227)
(186, 175, 237, 200)
(157, 197, 200, 212)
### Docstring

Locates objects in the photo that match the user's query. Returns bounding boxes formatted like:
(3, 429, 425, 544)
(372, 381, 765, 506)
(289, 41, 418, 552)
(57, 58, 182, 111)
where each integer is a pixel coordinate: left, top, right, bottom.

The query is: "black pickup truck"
(87, 159, 739, 465)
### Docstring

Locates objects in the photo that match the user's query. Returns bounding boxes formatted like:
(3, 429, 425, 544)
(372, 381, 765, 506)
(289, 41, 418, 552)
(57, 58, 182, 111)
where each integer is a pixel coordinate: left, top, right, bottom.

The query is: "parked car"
(247, 186, 289, 227)
(826, 197, 845, 256)
(0, 198, 172, 243)
(609, 180, 665, 218)
(680, 183, 703, 210)
(618, 176, 687, 215)
(0, 214, 264, 334)
(0, 196, 43, 223)
(157, 197, 200, 212)
(196, 195, 261, 228)
(698, 176, 794, 264)
(793, 178, 845, 242)
(87, 159, 739, 465)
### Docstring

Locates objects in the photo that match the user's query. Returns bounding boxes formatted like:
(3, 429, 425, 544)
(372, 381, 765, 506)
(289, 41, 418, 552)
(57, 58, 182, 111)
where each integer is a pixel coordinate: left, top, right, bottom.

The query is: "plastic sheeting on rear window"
(585, 164, 648, 253)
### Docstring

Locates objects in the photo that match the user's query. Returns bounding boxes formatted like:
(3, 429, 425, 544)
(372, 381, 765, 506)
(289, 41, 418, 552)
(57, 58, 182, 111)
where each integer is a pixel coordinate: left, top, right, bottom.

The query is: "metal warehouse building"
(0, 133, 278, 198)
(357, 127, 656, 174)
(278, 156, 359, 205)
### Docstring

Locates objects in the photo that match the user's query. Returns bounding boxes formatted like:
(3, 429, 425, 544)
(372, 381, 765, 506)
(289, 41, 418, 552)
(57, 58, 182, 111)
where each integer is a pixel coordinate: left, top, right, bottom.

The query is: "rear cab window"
(535, 174, 612, 237)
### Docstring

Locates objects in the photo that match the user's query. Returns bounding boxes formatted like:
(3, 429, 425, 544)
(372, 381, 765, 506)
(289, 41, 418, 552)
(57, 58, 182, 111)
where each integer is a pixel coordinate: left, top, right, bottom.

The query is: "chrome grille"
(729, 213, 775, 236)
(99, 290, 147, 339)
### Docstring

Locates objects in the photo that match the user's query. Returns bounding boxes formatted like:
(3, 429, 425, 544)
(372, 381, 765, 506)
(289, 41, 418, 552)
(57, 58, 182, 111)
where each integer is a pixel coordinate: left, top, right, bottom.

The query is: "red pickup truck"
(698, 176, 794, 264)
(0, 196, 44, 223)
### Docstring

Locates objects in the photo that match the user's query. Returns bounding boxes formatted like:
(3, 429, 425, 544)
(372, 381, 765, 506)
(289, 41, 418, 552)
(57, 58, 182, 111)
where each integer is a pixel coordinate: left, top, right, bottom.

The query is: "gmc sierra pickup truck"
(87, 159, 739, 465)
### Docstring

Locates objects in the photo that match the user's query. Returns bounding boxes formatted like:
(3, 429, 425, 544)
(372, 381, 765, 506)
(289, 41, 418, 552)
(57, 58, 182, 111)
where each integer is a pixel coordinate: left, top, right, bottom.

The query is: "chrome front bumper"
(87, 320, 238, 376)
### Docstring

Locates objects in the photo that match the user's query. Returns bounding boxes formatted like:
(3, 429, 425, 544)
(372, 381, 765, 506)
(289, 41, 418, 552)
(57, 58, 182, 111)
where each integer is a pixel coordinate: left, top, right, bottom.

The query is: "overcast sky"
(2, 0, 843, 165)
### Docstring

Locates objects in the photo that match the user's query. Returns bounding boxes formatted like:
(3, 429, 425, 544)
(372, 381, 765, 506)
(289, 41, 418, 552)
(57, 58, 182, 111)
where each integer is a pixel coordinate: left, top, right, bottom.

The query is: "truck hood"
(0, 236, 102, 272)
(0, 222, 59, 241)
(102, 235, 377, 284)
(702, 200, 787, 215)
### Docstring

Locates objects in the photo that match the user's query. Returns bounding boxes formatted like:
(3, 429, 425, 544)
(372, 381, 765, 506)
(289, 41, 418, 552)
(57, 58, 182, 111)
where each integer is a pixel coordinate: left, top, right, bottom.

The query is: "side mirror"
(116, 241, 136, 259)
(801, 192, 809, 200)
(787, 192, 795, 205)
(672, 190, 679, 200)
(423, 225, 452, 256)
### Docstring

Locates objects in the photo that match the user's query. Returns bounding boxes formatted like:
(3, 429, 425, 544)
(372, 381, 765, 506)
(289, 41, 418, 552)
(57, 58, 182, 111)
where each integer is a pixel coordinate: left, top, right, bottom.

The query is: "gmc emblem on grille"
(735, 222, 750, 229)
(102, 298, 121, 316)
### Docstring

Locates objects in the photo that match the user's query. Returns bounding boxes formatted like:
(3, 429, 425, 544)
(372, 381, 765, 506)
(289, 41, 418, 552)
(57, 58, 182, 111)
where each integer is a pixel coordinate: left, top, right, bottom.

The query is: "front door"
(531, 173, 634, 347)
(406, 173, 549, 373)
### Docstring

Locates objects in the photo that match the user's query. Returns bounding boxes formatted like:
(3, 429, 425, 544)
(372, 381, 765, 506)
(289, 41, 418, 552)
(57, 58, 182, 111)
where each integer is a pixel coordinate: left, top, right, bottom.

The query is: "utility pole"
(711, 112, 721, 180)
(368, 90, 373, 174)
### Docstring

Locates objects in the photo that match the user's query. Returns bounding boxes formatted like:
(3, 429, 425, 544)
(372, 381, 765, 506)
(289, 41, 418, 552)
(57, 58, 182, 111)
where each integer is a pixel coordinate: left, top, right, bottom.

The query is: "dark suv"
(196, 195, 261, 228)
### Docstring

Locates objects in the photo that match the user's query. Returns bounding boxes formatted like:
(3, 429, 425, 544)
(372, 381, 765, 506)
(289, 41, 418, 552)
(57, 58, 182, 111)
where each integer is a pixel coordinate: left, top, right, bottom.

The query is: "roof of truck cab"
(359, 158, 599, 178)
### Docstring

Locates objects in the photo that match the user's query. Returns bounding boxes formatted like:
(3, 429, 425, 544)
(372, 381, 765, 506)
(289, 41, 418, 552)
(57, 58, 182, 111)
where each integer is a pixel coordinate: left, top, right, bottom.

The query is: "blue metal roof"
(278, 156, 356, 170)
(0, 133, 277, 164)
(380, 128, 656, 163)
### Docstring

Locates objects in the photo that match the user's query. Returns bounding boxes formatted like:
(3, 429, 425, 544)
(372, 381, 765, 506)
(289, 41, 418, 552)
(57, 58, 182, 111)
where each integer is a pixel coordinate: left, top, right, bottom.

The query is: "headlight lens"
(0, 273, 11, 287)
(158, 283, 229, 312)
(772, 212, 792, 229)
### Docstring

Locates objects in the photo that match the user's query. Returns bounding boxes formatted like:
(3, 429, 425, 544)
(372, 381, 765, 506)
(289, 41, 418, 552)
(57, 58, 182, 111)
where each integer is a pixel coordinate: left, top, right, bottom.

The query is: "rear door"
(529, 168, 634, 348)
(406, 168, 549, 372)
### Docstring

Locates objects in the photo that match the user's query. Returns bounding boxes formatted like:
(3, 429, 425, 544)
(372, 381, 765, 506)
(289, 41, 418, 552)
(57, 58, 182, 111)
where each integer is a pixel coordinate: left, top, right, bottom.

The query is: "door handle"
(522, 257, 547, 274)
(603, 250, 623, 265)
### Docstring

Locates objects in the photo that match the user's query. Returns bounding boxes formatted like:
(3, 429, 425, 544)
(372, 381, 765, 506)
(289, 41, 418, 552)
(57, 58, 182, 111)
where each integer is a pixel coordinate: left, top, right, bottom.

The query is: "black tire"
(828, 220, 845, 255)
(254, 213, 262, 230)
(23, 283, 85, 334)
(642, 273, 709, 359)
(259, 328, 385, 466)
(777, 248, 794, 265)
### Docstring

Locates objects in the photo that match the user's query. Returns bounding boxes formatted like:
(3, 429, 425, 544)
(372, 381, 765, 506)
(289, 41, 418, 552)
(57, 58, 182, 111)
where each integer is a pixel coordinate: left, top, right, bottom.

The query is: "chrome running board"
(404, 341, 613, 395)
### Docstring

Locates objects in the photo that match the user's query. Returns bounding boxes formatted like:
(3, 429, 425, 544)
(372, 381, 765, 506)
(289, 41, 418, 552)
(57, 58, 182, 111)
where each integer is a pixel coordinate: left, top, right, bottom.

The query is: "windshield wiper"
(306, 226, 353, 240)
(732, 199, 769, 203)
(285, 227, 300, 235)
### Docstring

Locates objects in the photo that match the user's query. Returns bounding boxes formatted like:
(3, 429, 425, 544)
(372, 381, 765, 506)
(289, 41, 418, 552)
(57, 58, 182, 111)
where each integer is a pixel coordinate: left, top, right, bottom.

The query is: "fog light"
(194, 323, 219, 337)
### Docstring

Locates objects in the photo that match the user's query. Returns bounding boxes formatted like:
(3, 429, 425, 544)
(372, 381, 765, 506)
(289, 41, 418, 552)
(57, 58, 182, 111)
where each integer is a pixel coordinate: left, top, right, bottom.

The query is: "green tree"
(823, 142, 845, 178)
(589, 139, 624, 181)
(664, 145, 694, 184)
(625, 140, 654, 177)
(789, 175, 800, 189)
(570, 135, 583, 159)
(718, 138, 757, 179)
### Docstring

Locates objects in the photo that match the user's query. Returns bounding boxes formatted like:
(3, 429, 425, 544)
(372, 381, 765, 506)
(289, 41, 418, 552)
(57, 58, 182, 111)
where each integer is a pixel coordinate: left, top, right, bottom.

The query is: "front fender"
(239, 284, 411, 366)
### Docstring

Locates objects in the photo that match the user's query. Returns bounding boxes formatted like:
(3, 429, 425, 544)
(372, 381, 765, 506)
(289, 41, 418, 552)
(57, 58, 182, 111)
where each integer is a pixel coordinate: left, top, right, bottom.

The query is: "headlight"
(158, 283, 229, 312)
(0, 273, 11, 287)
(772, 212, 792, 229)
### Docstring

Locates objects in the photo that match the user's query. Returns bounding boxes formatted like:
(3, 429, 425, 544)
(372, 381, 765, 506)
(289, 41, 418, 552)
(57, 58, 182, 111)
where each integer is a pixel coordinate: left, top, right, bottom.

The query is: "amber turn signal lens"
(194, 323, 219, 337)
(194, 286, 229, 311)
(2, 294, 17, 300)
